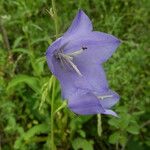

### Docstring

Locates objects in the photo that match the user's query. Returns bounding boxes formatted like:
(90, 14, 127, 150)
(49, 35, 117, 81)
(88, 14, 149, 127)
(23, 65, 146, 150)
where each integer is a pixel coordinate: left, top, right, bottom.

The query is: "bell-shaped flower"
(46, 10, 121, 116)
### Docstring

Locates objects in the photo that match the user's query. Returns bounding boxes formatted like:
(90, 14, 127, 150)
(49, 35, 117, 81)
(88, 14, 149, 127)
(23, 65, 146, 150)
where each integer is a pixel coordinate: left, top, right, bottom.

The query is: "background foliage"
(0, 0, 149, 149)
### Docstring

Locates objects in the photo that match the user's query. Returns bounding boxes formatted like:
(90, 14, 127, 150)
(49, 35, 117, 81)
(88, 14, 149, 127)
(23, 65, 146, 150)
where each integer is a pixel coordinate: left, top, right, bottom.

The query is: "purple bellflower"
(46, 10, 121, 116)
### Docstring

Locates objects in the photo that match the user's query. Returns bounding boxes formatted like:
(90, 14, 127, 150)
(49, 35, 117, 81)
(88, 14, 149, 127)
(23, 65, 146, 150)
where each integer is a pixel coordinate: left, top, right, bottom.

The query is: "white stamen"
(59, 55, 66, 69)
(58, 53, 82, 76)
(66, 58, 83, 76)
(67, 48, 85, 57)
(59, 53, 73, 61)
(98, 95, 113, 100)
(56, 47, 86, 76)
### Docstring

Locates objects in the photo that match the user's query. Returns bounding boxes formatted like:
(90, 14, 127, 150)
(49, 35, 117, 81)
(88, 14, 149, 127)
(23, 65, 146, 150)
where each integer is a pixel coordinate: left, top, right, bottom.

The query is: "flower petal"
(46, 38, 62, 74)
(86, 31, 121, 62)
(47, 54, 92, 99)
(46, 40, 108, 99)
(101, 109, 118, 117)
(50, 57, 108, 99)
(68, 89, 105, 115)
(74, 59, 109, 93)
(63, 32, 120, 63)
(46, 37, 62, 56)
(63, 10, 93, 41)
(98, 90, 120, 108)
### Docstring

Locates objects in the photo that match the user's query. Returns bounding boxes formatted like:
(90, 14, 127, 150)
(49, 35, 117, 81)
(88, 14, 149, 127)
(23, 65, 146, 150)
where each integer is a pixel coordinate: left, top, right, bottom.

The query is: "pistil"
(98, 95, 113, 100)
(55, 47, 87, 76)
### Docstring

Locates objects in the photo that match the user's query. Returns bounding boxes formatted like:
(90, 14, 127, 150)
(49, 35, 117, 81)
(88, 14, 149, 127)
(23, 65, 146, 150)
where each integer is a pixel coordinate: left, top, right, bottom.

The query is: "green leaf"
(118, 114, 131, 129)
(119, 135, 127, 146)
(109, 132, 127, 145)
(31, 36, 50, 45)
(12, 36, 24, 49)
(30, 23, 43, 31)
(23, 124, 49, 141)
(127, 125, 140, 135)
(108, 118, 119, 128)
(109, 132, 120, 144)
(14, 124, 49, 149)
(7, 74, 40, 93)
(34, 57, 46, 76)
(72, 138, 94, 150)
(78, 130, 86, 138)
(12, 48, 31, 55)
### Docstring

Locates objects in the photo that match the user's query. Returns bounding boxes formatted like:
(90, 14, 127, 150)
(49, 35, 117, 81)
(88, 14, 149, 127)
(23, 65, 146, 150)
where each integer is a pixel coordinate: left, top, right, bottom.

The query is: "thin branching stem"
(52, 0, 59, 38)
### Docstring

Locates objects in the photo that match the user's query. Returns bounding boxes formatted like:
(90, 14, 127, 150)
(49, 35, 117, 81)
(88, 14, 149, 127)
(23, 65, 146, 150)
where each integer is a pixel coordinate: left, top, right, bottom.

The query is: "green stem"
(50, 75, 56, 150)
(50, 1, 59, 149)
(97, 114, 102, 137)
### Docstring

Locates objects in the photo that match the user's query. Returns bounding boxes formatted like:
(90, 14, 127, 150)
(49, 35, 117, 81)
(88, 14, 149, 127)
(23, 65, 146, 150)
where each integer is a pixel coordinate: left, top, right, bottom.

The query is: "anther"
(67, 47, 87, 57)
(82, 46, 87, 50)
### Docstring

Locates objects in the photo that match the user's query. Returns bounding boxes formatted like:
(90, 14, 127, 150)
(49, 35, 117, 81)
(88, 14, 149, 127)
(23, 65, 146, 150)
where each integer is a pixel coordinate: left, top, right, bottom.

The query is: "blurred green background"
(0, 0, 149, 149)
